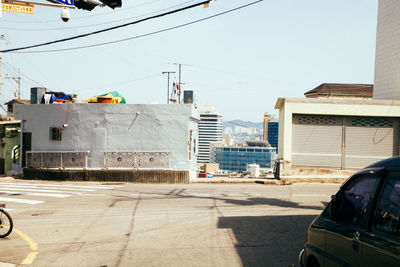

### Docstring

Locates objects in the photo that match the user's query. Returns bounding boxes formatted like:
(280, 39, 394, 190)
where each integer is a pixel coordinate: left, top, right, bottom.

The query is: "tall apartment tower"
(374, 0, 400, 99)
(198, 106, 223, 163)
(263, 113, 271, 141)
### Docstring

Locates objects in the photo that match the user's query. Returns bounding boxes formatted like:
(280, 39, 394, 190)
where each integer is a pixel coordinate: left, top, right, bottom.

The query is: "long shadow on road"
(218, 214, 317, 267)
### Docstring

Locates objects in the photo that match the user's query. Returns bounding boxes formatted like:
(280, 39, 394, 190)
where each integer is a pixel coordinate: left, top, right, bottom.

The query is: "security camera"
(61, 8, 70, 22)
(136, 112, 140, 115)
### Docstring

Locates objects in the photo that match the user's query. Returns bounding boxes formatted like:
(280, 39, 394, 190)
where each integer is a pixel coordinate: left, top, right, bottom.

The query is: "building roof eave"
(274, 98, 285, 110)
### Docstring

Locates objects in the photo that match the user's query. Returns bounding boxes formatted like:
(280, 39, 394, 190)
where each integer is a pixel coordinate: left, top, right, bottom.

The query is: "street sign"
(2, 2, 34, 14)
(53, 0, 73, 6)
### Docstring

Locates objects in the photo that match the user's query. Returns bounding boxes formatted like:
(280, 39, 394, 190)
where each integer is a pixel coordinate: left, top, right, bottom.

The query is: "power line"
(0, 0, 197, 31)
(0, 0, 214, 53)
(7, 0, 263, 54)
(3, 61, 47, 87)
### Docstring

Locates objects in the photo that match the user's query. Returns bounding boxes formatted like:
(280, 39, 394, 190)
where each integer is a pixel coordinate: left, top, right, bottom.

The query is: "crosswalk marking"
(0, 182, 119, 190)
(0, 181, 120, 208)
(0, 197, 43, 205)
(0, 187, 84, 195)
(0, 191, 70, 198)
(0, 184, 97, 192)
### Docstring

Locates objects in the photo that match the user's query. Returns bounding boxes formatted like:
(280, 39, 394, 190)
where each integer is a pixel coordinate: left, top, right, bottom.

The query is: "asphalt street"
(0, 179, 341, 267)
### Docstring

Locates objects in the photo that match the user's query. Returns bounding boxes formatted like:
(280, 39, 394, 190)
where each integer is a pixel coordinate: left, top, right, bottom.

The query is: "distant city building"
(223, 127, 233, 136)
(211, 141, 276, 173)
(267, 121, 279, 150)
(263, 113, 279, 150)
(197, 106, 223, 163)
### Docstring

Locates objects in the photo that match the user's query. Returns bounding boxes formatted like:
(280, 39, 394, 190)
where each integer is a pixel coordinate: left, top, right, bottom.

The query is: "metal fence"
(104, 151, 170, 169)
(26, 151, 89, 168)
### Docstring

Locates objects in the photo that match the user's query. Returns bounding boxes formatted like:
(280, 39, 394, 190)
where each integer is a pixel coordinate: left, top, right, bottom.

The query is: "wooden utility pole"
(162, 71, 175, 104)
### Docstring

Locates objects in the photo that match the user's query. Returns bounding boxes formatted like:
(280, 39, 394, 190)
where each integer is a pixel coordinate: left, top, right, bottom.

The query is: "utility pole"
(0, 35, 5, 87)
(173, 63, 191, 104)
(6, 74, 22, 100)
(162, 71, 175, 104)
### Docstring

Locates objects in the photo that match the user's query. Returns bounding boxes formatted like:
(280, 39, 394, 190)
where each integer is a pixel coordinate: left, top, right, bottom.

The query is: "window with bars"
(49, 127, 62, 141)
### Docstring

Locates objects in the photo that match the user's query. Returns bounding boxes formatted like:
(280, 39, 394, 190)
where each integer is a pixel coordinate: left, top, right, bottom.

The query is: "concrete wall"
(14, 104, 199, 180)
(374, 0, 400, 99)
(275, 98, 400, 171)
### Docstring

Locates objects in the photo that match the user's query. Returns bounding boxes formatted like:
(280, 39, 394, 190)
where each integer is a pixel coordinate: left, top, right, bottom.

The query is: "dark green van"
(299, 156, 400, 267)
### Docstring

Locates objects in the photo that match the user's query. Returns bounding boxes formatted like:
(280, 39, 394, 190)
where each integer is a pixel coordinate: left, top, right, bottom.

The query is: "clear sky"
(0, 0, 378, 121)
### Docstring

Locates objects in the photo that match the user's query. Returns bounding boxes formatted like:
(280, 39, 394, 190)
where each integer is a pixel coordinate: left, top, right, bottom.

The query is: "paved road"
(0, 179, 341, 267)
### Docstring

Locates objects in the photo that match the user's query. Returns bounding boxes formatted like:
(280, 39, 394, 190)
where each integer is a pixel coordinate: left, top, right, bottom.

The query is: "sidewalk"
(192, 176, 347, 184)
(1, 175, 347, 185)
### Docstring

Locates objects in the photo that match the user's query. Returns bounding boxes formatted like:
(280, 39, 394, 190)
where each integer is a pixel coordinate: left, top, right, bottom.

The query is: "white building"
(15, 103, 200, 181)
(275, 98, 400, 176)
(197, 106, 222, 163)
(374, 0, 400, 99)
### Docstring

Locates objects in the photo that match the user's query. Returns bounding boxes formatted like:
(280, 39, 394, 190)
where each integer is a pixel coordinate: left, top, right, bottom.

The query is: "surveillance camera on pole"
(60, 8, 70, 22)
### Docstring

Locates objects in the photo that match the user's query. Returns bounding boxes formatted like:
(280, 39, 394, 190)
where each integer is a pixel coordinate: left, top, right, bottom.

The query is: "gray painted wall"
(15, 104, 199, 180)
(374, 0, 400, 100)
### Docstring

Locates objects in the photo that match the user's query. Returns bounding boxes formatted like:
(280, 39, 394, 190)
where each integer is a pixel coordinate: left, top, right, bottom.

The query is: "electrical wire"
(78, 73, 160, 92)
(0, 0, 214, 53)
(2, 61, 47, 87)
(6, 0, 263, 54)
(0, 0, 197, 31)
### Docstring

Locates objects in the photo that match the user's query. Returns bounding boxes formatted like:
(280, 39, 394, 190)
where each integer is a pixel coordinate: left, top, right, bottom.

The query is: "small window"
(334, 175, 379, 226)
(374, 178, 400, 237)
(49, 127, 62, 141)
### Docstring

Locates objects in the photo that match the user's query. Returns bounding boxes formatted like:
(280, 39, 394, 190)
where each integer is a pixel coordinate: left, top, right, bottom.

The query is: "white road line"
(0, 187, 84, 195)
(0, 184, 96, 192)
(0, 182, 119, 190)
(0, 197, 43, 205)
(0, 191, 70, 198)
(0, 262, 16, 267)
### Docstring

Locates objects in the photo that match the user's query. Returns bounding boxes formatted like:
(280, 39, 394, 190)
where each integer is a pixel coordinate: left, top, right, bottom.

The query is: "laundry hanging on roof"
(87, 91, 126, 104)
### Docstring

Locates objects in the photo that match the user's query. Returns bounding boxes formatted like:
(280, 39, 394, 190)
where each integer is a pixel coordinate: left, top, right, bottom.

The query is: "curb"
(192, 177, 346, 185)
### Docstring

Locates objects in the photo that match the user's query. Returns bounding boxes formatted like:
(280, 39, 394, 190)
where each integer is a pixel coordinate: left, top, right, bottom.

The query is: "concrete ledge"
(280, 177, 346, 185)
(23, 168, 190, 183)
(193, 177, 347, 185)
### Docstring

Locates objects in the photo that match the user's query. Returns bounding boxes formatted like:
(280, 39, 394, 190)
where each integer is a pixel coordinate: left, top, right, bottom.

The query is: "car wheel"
(307, 256, 320, 267)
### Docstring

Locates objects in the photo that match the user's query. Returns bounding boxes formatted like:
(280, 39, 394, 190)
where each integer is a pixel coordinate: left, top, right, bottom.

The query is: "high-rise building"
(267, 121, 279, 150)
(198, 106, 222, 163)
(374, 0, 400, 99)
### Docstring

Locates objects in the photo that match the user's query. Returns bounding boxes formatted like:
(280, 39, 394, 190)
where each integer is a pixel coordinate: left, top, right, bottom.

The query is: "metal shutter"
(292, 115, 342, 168)
(344, 117, 399, 169)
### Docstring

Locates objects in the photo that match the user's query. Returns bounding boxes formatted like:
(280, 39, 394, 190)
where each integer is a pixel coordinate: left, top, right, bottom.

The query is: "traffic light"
(100, 0, 121, 9)
(73, 0, 121, 11)
(73, 0, 98, 11)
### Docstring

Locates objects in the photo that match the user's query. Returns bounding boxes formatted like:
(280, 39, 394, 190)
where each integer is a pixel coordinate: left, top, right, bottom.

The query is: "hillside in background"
(223, 120, 263, 129)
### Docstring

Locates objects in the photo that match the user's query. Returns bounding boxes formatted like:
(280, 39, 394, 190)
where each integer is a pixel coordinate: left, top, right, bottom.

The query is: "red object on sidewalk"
(198, 172, 207, 178)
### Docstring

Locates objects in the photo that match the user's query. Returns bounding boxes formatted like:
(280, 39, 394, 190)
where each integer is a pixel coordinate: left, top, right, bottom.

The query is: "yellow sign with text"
(2, 2, 34, 14)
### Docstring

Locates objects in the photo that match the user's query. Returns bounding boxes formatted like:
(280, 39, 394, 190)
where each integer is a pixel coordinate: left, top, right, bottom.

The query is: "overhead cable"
(0, 0, 214, 53)
(7, 0, 263, 54)
(0, 0, 197, 31)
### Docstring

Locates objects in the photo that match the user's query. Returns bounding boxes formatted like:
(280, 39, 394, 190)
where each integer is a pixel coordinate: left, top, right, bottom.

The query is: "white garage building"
(275, 96, 400, 175)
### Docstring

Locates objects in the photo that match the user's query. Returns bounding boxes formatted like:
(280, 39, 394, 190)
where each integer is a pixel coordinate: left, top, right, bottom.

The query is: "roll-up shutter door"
(292, 115, 342, 168)
(344, 117, 399, 169)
